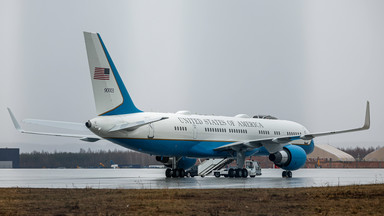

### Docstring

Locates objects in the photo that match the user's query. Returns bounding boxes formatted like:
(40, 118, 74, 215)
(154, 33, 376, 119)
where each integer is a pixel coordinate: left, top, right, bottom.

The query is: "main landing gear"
(165, 168, 187, 178)
(282, 170, 292, 178)
(215, 150, 250, 178)
(228, 168, 248, 178)
(162, 156, 197, 178)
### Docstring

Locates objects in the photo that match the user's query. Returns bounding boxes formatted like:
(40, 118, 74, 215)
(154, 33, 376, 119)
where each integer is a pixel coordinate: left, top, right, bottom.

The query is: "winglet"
(363, 101, 370, 130)
(300, 101, 371, 140)
(7, 108, 23, 132)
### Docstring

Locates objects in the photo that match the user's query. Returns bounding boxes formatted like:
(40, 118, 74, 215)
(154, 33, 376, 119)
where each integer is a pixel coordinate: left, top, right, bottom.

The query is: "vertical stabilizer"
(83, 32, 141, 115)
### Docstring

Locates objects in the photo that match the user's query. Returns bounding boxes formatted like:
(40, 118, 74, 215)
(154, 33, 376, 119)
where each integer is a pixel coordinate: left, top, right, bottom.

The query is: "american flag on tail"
(93, 67, 110, 80)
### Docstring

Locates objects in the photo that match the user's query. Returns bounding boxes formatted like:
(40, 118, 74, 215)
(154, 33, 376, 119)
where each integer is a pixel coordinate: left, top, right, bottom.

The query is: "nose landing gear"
(282, 170, 292, 178)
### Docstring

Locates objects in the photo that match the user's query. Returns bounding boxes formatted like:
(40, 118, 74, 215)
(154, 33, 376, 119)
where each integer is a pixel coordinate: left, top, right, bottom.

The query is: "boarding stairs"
(198, 158, 234, 177)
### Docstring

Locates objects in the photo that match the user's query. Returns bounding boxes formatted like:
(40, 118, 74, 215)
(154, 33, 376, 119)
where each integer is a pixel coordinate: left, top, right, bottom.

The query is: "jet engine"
(269, 145, 307, 171)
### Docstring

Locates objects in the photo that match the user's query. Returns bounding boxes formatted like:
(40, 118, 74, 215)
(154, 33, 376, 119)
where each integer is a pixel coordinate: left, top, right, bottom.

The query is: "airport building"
(308, 144, 355, 162)
(363, 148, 384, 161)
(0, 148, 20, 168)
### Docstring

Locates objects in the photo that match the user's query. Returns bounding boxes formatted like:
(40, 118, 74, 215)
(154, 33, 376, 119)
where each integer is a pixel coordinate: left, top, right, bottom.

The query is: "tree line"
(338, 146, 379, 161)
(20, 149, 161, 168)
(19, 146, 380, 168)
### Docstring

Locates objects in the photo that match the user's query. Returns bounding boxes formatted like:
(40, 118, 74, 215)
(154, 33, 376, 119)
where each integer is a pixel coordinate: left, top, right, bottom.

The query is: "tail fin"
(83, 32, 141, 116)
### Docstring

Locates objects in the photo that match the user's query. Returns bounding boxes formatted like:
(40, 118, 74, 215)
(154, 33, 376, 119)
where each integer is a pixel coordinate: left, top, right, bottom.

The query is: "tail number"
(104, 88, 114, 93)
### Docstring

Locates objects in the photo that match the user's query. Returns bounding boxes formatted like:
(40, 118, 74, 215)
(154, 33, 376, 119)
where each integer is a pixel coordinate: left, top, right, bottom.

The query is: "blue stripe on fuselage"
(107, 138, 314, 158)
(107, 138, 265, 158)
(108, 138, 230, 157)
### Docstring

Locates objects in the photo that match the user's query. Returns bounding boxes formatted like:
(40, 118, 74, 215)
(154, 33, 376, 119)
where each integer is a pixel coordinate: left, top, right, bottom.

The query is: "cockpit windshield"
(252, 115, 278, 120)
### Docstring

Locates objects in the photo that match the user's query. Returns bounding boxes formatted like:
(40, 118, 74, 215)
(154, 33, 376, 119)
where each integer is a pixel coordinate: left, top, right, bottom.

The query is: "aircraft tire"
(282, 171, 287, 178)
(287, 171, 292, 178)
(214, 172, 221, 178)
(179, 169, 185, 178)
(172, 169, 180, 178)
(165, 168, 172, 178)
(235, 168, 242, 178)
(242, 168, 248, 178)
(228, 168, 235, 178)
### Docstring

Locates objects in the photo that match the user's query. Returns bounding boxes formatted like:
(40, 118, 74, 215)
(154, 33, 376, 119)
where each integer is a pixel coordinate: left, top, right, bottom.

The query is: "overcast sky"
(1, 0, 383, 153)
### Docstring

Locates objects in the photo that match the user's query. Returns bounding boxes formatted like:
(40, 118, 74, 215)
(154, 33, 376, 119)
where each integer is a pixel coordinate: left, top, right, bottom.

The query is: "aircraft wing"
(215, 101, 370, 153)
(214, 135, 302, 153)
(7, 108, 101, 142)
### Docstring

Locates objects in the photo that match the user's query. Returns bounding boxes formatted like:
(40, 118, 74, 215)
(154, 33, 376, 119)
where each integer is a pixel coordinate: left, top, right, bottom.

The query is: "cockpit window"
(252, 115, 278, 120)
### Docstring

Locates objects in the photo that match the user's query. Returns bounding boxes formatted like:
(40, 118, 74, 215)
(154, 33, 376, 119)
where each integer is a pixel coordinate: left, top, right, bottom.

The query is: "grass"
(1, 184, 384, 215)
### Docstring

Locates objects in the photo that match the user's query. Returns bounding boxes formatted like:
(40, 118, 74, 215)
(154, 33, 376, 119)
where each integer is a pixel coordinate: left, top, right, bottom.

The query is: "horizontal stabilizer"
(23, 119, 89, 132)
(7, 108, 101, 142)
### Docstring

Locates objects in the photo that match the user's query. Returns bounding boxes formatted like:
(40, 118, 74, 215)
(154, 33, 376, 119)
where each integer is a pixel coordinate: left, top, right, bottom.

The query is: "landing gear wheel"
(228, 168, 235, 178)
(179, 169, 185, 178)
(287, 171, 292, 178)
(235, 169, 241, 178)
(282, 171, 287, 178)
(282, 171, 292, 178)
(172, 169, 180, 178)
(165, 168, 172, 178)
(242, 168, 248, 178)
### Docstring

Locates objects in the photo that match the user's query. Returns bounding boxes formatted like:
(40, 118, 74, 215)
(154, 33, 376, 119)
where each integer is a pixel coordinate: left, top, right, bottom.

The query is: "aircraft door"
(148, 123, 154, 139)
(193, 125, 197, 139)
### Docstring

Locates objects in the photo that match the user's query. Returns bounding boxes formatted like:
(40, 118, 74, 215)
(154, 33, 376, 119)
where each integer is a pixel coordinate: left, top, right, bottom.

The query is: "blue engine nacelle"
(268, 145, 307, 171)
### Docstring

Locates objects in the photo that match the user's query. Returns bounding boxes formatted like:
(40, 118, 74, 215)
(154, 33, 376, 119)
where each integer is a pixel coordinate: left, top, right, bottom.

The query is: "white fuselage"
(87, 112, 311, 157)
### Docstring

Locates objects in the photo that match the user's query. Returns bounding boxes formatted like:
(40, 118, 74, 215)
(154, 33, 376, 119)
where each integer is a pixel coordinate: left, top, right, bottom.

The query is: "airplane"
(8, 32, 370, 178)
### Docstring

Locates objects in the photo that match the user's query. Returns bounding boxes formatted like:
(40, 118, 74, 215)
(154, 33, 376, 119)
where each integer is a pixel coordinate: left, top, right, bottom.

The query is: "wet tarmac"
(1, 168, 384, 189)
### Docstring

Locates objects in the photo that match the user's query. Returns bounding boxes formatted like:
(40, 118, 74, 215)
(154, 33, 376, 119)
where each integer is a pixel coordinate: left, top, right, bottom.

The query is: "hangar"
(363, 148, 384, 161)
(308, 144, 355, 162)
(0, 148, 20, 168)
